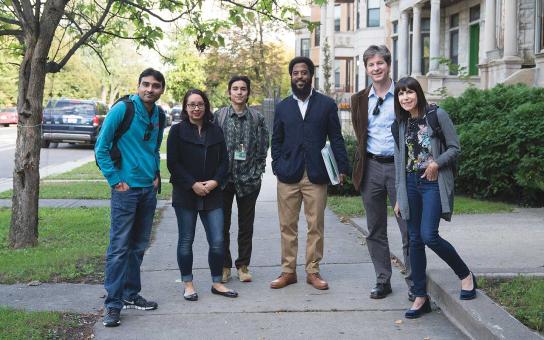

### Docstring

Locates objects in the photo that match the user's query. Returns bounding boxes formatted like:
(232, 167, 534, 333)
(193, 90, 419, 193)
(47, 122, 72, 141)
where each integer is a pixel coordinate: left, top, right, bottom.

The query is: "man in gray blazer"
(350, 45, 413, 300)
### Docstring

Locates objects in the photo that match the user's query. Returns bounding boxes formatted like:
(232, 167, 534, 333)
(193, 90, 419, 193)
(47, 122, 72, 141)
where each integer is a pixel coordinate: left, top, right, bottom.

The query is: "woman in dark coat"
(167, 89, 238, 301)
(392, 77, 476, 319)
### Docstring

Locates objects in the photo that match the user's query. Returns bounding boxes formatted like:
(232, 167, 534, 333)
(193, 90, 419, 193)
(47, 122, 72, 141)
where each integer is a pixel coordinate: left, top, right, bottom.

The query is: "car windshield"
(46, 103, 95, 115)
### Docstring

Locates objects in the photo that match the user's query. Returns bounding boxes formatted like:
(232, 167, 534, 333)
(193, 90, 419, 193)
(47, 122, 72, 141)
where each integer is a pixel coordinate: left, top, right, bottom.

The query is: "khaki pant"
(277, 172, 328, 274)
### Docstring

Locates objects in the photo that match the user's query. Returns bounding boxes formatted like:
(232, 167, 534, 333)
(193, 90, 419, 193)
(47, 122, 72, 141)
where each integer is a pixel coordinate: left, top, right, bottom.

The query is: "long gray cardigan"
(394, 108, 460, 222)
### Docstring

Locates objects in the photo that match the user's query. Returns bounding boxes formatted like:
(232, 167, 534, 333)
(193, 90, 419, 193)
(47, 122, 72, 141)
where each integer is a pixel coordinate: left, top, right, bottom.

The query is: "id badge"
(234, 143, 247, 161)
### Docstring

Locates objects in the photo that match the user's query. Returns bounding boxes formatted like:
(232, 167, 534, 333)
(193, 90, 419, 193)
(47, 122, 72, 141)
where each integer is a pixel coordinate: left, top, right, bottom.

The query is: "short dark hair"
(228, 76, 251, 102)
(394, 76, 428, 121)
(363, 45, 392, 67)
(288, 57, 315, 77)
(138, 68, 166, 89)
(181, 89, 213, 124)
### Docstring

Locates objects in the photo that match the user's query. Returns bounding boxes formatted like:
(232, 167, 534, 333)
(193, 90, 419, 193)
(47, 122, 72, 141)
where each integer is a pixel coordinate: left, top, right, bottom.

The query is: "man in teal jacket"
(95, 68, 165, 327)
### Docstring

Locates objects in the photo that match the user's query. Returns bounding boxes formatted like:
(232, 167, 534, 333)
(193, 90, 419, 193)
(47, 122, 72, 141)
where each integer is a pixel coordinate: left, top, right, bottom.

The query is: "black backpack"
(96, 95, 165, 170)
(391, 104, 458, 176)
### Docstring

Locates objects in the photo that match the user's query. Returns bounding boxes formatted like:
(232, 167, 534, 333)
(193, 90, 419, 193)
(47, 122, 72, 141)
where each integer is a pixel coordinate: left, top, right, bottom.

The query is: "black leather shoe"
(211, 286, 238, 298)
(370, 283, 392, 299)
(183, 290, 198, 301)
(408, 289, 416, 302)
(460, 273, 478, 300)
(405, 297, 432, 319)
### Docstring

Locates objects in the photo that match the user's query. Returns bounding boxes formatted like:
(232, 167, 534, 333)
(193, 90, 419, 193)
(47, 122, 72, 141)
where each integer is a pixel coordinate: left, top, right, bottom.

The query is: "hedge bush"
(328, 135, 359, 196)
(441, 84, 544, 206)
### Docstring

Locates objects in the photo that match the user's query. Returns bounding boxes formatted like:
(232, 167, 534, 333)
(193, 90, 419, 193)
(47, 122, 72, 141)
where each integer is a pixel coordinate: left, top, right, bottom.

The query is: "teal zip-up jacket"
(95, 94, 164, 188)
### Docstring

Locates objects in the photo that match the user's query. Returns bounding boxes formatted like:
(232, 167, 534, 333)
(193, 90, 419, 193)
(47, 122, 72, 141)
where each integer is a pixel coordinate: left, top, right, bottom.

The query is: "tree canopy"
(1, 0, 315, 248)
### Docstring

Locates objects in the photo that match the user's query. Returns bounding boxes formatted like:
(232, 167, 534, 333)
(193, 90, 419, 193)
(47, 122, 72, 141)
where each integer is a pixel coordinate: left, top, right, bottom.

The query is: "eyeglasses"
(372, 97, 384, 116)
(187, 103, 205, 110)
(144, 122, 153, 141)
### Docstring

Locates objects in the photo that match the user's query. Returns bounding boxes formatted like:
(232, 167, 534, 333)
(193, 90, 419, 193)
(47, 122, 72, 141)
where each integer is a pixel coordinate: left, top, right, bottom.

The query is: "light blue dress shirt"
(367, 81, 396, 156)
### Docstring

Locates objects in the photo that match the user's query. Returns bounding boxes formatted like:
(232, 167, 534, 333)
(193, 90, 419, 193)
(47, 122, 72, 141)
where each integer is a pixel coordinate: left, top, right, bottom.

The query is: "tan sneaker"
(221, 267, 231, 283)
(237, 266, 252, 282)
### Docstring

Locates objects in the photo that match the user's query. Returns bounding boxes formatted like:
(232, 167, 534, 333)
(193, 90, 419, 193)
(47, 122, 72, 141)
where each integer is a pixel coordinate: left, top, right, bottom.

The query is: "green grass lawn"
(327, 195, 516, 217)
(0, 181, 173, 200)
(46, 160, 170, 180)
(160, 130, 168, 154)
(0, 207, 109, 284)
(0, 306, 97, 340)
(479, 276, 544, 334)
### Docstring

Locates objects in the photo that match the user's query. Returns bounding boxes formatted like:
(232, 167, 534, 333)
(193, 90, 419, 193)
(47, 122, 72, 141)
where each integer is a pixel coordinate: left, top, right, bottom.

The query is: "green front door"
(469, 24, 480, 76)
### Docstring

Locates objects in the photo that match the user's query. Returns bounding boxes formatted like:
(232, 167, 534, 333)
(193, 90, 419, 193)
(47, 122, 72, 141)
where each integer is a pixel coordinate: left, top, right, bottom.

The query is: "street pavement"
(0, 157, 467, 339)
(2, 153, 542, 338)
(91, 166, 466, 339)
(352, 209, 544, 339)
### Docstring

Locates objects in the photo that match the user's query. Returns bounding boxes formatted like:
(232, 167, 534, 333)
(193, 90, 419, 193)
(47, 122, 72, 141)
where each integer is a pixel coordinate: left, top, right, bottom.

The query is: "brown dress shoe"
(306, 273, 329, 290)
(270, 272, 297, 289)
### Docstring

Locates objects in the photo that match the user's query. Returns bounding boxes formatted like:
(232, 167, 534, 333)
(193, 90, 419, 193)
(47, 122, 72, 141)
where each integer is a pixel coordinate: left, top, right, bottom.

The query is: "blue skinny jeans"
(406, 173, 470, 297)
(174, 207, 224, 283)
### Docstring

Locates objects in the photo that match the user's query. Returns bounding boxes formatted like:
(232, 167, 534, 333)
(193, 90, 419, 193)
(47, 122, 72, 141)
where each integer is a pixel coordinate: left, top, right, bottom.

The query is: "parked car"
(160, 105, 172, 126)
(41, 98, 108, 148)
(171, 106, 183, 123)
(0, 107, 18, 127)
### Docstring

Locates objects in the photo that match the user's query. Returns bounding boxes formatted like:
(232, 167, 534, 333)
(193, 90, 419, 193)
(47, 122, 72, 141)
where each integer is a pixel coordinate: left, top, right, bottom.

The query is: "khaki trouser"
(277, 172, 328, 274)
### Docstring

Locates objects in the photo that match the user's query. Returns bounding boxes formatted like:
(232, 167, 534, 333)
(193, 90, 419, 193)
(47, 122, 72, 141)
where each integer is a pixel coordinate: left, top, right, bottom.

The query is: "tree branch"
(46, 0, 116, 73)
(119, 0, 194, 22)
(0, 29, 23, 36)
(220, 0, 287, 22)
(84, 42, 111, 75)
(0, 15, 21, 26)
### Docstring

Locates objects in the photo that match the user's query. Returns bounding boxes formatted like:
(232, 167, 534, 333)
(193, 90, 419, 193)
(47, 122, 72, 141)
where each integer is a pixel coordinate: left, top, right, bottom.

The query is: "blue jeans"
(174, 207, 224, 283)
(406, 173, 470, 297)
(104, 186, 157, 309)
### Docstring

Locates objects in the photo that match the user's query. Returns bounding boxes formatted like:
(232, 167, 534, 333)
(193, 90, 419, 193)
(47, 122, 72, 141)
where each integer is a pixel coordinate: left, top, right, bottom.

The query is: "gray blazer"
(394, 108, 460, 222)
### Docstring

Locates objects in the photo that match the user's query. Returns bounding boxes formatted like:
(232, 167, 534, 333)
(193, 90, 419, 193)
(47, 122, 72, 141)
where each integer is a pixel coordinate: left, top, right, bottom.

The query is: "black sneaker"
(123, 295, 158, 310)
(102, 307, 121, 327)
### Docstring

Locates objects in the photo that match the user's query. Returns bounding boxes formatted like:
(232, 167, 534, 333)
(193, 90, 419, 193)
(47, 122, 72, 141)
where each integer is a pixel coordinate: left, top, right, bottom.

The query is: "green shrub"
(328, 135, 358, 196)
(441, 84, 544, 205)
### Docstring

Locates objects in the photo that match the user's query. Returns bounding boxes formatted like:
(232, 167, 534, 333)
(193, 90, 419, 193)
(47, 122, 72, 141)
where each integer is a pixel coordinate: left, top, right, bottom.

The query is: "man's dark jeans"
(406, 173, 470, 297)
(222, 183, 260, 269)
(104, 186, 157, 310)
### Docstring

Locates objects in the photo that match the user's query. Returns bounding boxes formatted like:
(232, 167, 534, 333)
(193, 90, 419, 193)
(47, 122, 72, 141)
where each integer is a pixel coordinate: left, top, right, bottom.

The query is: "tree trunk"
(9, 0, 67, 248)
(9, 43, 45, 248)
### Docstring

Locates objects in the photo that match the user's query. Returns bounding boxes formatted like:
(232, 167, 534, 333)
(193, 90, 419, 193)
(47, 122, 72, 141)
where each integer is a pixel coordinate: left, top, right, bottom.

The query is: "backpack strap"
(112, 95, 135, 144)
(111, 95, 135, 169)
(426, 104, 446, 148)
(391, 119, 400, 149)
(216, 107, 229, 128)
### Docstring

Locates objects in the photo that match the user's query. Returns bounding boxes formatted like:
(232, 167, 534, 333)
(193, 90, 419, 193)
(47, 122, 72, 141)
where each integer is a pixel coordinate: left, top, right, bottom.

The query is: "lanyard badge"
(234, 143, 247, 161)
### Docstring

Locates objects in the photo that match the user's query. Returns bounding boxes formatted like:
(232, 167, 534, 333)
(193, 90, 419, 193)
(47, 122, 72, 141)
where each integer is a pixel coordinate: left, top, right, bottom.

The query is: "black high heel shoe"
(405, 296, 432, 319)
(460, 272, 477, 300)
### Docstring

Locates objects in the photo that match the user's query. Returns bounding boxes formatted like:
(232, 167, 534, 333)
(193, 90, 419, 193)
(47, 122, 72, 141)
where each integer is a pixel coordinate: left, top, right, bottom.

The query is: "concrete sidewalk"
(352, 208, 544, 339)
(89, 166, 465, 339)
(5, 155, 541, 338)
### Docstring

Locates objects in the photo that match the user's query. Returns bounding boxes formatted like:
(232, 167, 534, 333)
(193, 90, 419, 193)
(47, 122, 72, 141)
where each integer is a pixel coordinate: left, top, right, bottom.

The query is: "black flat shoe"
(183, 290, 198, 301)
(460, 273, 478, 300)
(405, 297, 432, 319)
(211, 286, 238, 298)
(370, 283, 392, 299)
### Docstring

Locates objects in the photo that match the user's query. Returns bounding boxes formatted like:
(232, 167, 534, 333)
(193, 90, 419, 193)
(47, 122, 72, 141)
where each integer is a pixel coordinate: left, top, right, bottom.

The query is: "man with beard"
(270, 57, 349, 290)
(350, 45, 413, 300)
(95, 68, 165, 327)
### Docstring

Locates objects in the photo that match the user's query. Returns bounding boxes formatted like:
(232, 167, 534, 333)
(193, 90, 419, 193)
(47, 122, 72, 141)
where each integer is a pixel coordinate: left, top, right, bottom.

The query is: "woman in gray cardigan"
(392, 77, 476, 319)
